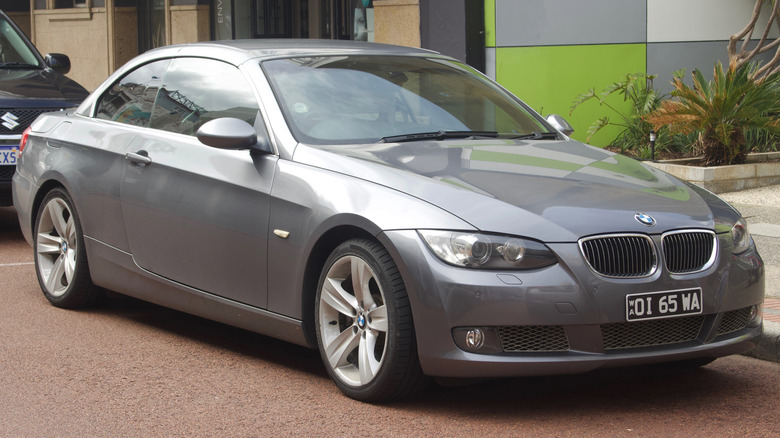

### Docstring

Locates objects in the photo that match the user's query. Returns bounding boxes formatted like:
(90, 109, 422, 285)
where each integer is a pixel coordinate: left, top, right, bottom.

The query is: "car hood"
(294, 139, 738, 242)
(0, 68, 88, 106)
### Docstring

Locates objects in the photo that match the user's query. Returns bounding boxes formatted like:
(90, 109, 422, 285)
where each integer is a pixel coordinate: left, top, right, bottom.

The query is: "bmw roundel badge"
(635, 212, 657, 227)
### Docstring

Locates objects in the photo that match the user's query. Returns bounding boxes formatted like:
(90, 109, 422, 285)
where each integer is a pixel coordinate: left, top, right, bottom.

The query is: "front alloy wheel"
(315, 239, 426, 402)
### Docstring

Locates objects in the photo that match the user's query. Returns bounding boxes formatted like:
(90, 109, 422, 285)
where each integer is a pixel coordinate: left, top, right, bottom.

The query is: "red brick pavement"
(764, 297, 780, 324)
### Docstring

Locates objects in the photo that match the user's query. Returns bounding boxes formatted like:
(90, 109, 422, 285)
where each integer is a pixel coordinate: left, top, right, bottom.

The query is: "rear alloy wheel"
(34, 188, 101, 308)
(315, 239, 426, 402)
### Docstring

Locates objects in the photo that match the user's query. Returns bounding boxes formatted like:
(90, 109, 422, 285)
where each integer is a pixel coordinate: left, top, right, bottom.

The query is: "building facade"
(484, 0, 779, 145)
(2, 0, 776, 146)
(5, 0, 383, 91)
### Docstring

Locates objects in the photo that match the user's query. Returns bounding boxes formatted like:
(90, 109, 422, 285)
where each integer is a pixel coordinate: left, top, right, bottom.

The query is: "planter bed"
(646, 152, 780, 194)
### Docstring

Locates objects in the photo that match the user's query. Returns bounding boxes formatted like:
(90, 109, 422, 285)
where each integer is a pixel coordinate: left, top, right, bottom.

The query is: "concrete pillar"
(373, 0, 420, 48)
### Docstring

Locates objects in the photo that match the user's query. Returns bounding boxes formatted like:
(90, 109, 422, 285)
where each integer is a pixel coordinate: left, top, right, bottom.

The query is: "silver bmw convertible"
(12, 40, 764, 402)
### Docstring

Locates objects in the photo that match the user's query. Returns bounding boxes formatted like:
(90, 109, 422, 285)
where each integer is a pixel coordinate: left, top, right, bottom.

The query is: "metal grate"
(0, 108, 62, 135)
(579, 234, 656, 278)
(663, 231, 716, 274)
(498, 326, 570, 352)
(602, 315, 705, 351)
(716, 307, 753, 335)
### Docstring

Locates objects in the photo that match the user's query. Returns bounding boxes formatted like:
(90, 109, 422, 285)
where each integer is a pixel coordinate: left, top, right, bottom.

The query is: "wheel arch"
(300, 224, 378, 347)
(30, 179, 69, 235)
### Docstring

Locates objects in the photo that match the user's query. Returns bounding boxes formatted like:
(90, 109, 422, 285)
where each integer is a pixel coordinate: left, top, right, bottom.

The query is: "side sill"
(84, 236, 313, 348)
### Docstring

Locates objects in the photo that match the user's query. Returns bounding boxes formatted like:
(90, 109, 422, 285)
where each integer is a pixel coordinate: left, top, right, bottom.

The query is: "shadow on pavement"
(0, 206, 22, 240)
(90, 292, 327, 379)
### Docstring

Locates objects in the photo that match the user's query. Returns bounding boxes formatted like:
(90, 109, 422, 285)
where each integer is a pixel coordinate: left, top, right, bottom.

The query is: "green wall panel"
(495, 44, 646, 147)
(485, 0, 496, 47)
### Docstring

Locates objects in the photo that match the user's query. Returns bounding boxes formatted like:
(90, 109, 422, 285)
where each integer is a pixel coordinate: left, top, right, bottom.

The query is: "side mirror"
(546, 114, 574, 137)
(45, 53, 71, 75)
(197, 117, 269, 153)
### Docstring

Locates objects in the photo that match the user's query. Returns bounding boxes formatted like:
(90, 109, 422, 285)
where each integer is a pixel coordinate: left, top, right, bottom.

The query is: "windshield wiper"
(380, 130, 499, 143)
(511, 131, 559, 140)
(0, 62, 40, 69)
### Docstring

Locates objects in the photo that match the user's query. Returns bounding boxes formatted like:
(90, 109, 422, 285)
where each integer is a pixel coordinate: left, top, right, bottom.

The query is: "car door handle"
(125, 151, 152, 166)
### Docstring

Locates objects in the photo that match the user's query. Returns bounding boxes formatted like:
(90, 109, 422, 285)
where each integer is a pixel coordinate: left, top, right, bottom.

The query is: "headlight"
(418, 230, 557, 270)
(731, 218, 752, 254)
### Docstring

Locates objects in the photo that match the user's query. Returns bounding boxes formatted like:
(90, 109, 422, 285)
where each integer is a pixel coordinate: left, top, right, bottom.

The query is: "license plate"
(626, 288, 702, 321)
(0, 145, 17, 165)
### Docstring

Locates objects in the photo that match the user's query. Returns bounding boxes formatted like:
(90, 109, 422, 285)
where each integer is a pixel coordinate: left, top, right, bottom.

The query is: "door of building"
(138, 0, 166, 52)
(253, 0, 294, 38)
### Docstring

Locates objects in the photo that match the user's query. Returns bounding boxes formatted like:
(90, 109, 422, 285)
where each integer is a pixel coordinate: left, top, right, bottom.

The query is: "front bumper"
(380, 230, 765, 378)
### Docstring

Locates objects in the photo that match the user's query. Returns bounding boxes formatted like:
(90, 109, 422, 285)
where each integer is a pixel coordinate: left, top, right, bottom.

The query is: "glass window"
(0, 17, 41, 67)
(255, 0, 292, 38)
(95, 59, 170, 127)
(353, 0, 374, 42)
(138, 0, 166, 51)
(149, 58, 261, 136)
(53, 0, 94, 8)
(262, 56, 548, 145)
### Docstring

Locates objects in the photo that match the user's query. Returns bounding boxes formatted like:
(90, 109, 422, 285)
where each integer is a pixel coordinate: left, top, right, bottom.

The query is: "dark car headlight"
(731, 217, 752, 254)
(418, 230, 557, 269)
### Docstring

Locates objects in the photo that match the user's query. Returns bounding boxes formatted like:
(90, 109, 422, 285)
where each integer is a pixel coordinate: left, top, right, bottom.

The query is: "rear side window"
(149, 58, 260, 136)
(96, 59, 170, 127)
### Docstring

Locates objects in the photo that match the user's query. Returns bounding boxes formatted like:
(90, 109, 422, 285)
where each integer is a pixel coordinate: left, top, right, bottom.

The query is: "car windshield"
(0, 17, 41, 68)
(262, 55, 549, 145)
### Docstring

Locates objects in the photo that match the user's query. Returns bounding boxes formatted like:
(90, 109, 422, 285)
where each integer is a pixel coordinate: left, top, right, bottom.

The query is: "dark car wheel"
(34, 188, 101, 308)
(315, 239, 427, 402)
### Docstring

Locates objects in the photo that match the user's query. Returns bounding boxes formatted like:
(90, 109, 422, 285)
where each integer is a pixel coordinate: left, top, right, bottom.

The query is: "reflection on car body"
(12, 40, 764, 402)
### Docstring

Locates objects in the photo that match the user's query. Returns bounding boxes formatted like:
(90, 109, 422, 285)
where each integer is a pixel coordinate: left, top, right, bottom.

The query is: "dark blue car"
(0, 9, 87, 205)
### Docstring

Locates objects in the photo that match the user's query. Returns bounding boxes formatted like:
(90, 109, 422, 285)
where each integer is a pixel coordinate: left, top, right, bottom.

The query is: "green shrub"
(647, 62, 780, 166)
(745, 127, 780, 153)
(570, 73, 672, 157)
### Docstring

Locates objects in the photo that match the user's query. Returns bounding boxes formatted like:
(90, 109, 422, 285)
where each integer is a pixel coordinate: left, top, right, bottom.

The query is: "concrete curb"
(646, 153, 780, 194)
(744, 320, 780, 363)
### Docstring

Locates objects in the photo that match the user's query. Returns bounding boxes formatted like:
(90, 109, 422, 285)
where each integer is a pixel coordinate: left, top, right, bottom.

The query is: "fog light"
(452, 327, 502, 354)
(465, 329, 485, 349)
(748, 304, 763, 328)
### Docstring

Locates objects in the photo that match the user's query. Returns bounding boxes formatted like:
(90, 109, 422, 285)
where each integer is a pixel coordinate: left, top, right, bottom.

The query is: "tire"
(315, 238, 427, 402)
(33, 188, 102, 308)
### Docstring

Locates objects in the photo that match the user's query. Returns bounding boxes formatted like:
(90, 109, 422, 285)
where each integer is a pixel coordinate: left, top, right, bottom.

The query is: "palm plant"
(570, 73, 672, 158)
(647, 62, 780, 166)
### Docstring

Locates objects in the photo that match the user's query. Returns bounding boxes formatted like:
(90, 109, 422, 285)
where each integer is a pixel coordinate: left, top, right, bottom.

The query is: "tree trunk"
(728, 0, 780, 78)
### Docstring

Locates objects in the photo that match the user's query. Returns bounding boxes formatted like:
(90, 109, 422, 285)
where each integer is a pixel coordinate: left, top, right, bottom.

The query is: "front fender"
(265, 158, 472, 320)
